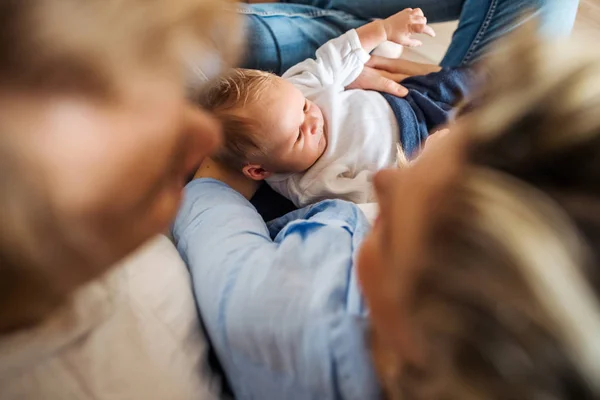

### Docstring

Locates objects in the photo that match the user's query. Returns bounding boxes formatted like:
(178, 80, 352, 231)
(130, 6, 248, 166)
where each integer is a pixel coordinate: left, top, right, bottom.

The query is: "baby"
(199, 8, 474, 207)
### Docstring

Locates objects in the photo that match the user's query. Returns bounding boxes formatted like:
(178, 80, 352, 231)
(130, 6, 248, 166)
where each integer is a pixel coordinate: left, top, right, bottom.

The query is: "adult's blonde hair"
(385, 30, 600, 399)
(0, 0, 241, 97)
(0, 0, 241, 333)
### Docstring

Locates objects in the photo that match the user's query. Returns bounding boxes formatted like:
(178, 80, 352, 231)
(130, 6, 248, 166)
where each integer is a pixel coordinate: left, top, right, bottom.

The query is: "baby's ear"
(242, 164, 272, 181)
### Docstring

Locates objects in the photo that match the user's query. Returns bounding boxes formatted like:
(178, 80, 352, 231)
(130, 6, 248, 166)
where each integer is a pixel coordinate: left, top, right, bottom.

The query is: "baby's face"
(248, 76, 327, 173)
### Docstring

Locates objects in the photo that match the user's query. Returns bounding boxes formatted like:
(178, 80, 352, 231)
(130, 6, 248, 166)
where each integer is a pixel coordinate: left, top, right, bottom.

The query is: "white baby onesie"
(266, 29, 398, 207)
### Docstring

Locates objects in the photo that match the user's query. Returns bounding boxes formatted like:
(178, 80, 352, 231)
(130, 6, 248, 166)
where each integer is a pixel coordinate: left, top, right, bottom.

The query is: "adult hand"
(346, 55, 442, 97)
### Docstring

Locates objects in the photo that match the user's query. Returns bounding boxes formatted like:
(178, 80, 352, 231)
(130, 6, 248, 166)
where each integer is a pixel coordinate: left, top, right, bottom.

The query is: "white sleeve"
(282, 29, 370, 92)
(268, 166, 374, 208)
(303, 168, 374, 205)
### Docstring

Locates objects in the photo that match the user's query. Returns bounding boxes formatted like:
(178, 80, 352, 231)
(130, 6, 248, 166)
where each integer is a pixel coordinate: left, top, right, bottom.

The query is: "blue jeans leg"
(240, 0, 579, 74)
(238, 4, 368, 74)
(277, 0, 465, 22)
(441, 0, 580, 67)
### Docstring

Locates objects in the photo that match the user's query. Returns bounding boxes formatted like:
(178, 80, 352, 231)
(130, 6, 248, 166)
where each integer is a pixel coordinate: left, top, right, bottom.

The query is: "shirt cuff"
(346, 29, 371, 65)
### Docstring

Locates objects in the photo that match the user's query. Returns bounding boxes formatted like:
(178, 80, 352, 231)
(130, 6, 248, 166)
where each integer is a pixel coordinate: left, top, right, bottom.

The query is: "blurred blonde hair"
(0, 0, 241, 333)
(384, 28, 600, 399)
(0, 0, 241, 98)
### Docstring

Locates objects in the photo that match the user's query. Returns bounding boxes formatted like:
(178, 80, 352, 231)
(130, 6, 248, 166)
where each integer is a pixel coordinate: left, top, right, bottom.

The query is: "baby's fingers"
(412, 23, 436, 37)
(410, 15, 427, 26)
(401, 38, 423, 48)
(411, 8, 424, 17)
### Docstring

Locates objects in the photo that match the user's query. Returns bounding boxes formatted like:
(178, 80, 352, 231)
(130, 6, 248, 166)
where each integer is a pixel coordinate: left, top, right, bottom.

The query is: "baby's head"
(199, 68, 327, 180)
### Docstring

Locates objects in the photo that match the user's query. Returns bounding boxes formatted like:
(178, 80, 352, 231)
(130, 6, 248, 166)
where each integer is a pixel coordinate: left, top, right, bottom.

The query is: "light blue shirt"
(172, 179, 380, 400)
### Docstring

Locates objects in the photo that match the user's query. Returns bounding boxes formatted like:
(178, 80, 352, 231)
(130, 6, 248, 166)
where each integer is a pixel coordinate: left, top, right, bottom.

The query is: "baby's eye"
(303, 100, 309, 113)
(296, 130, 302, 143)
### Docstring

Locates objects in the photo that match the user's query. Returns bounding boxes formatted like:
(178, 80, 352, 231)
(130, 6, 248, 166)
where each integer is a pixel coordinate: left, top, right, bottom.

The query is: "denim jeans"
(239, 0, 580, 75)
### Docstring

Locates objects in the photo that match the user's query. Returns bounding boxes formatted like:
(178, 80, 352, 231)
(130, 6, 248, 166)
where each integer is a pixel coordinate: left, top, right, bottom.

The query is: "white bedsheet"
(0, 236, 220, 400)
(357, 202, 379, 224)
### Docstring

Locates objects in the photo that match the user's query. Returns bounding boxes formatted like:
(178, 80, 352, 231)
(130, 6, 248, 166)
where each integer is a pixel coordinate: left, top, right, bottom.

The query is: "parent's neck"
(194, 158, 260, 200)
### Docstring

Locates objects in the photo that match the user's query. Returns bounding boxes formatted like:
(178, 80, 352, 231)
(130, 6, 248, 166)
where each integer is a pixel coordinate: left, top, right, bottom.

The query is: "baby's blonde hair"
(382, 28, 600, 400)
(198, 68, 276, 170)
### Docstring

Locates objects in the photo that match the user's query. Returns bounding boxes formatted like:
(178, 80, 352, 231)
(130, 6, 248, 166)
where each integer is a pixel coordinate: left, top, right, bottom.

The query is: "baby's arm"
(282, 30, 371, 91)
(356, 8, 435, 53)
(284, 8, 434, 91)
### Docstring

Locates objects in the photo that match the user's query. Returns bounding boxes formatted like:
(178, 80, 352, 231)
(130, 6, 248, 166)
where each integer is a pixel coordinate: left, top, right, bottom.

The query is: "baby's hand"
(383, 8, 436, 48)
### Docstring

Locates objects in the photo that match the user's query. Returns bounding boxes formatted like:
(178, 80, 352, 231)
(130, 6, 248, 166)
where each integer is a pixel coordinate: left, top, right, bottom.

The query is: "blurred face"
(244, 76, 327, 173)
(1, 71, 221, 276)
(356, 127, 465, 382)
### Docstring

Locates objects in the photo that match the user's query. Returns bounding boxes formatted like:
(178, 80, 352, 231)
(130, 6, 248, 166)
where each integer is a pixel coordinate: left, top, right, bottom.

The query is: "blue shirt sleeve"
(172, 179, 380, 400)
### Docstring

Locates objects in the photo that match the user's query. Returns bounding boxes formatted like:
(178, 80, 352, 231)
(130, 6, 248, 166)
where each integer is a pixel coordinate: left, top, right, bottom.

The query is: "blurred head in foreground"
(359, 27, 600, 399)
(0, 0, 241, 332)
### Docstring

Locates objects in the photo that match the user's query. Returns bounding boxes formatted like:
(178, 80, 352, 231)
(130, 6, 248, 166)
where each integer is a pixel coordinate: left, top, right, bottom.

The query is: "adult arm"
(172, 179, 379, 399)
